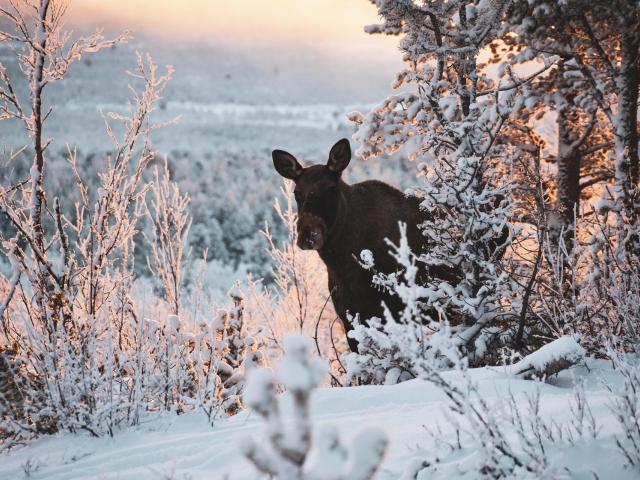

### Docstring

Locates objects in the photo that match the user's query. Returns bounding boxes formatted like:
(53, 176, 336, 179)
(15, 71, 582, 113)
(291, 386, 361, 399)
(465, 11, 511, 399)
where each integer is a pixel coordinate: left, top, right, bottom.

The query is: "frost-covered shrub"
(344, 224, 431, 384)
(345, 314, 462, 386)
(345, 222, 512, 385)
(0, 1, 252, 446)
(582, 213, 640, 354)
(144, 159, 192, 317)
(496, 189, 640, 362)
(402, 338, 598, 480)
(214, 287, 264, 416)
(241, 334, 388, 479)
(0, 280, 268, 446)
(0, 22, 177, 442)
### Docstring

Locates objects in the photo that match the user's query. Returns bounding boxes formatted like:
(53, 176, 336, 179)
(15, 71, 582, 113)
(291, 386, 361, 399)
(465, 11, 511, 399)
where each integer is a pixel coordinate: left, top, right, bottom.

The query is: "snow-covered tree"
(504, 0, 640, 252)
(214, 285, 264, 415)
(349, 0, 517, 359)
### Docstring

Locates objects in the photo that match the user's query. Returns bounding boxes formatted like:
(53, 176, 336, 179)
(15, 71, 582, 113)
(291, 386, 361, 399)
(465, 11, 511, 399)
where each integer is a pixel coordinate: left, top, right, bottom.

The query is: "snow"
(278, 335, 327, 393)
(344, 428, 388, 480)
(243, 368, 276, 416)
(359, 249, 375, 270)
(1, 359, 635, 480)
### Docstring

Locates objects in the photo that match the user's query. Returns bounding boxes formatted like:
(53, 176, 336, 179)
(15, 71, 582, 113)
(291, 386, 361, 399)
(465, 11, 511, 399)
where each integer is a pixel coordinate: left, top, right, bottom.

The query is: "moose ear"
(272, 149, 303, 180)
(327, 138, 351, 175)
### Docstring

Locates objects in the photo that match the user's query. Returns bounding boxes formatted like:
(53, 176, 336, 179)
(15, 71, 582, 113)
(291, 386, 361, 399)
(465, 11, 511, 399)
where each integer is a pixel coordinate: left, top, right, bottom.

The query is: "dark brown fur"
(273, 139, 459, 352)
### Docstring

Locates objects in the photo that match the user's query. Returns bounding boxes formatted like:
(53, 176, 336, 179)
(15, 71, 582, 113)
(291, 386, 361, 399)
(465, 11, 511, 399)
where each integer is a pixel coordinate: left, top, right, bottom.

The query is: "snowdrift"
(1, 359, 635, 480)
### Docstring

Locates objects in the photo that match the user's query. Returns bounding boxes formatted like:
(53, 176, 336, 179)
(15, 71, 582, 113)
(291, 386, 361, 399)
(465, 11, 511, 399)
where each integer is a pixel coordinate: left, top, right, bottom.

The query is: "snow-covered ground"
(1, 359, 634, 480)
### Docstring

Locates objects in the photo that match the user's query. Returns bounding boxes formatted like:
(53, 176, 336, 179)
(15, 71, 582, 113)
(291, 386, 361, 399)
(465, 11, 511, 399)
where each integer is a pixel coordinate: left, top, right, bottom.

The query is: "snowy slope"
(0, 359, 634, 480)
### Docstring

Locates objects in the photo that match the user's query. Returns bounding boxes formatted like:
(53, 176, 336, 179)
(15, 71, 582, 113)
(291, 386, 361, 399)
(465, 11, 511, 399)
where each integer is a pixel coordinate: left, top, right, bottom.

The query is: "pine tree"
(350, 0, 516, 357)
(216, 287, 263, 415)
(505, 0, 640, 251)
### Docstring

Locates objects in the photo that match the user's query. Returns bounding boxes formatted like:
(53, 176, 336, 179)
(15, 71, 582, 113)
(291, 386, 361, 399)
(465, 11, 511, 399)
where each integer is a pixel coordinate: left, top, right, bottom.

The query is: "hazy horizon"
(1, 1, 404, 155)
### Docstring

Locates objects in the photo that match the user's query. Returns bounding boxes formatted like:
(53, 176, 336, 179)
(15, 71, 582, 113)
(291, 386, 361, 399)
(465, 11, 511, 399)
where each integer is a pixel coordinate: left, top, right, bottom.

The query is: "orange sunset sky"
(67, 0, 396, 49)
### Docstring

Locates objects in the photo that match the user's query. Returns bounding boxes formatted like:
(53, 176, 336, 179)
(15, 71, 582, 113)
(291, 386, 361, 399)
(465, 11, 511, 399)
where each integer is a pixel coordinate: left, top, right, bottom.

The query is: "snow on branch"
(241, 334, 388, 479)
(509, 336, 585, 380)
(144, 158, 192, 316)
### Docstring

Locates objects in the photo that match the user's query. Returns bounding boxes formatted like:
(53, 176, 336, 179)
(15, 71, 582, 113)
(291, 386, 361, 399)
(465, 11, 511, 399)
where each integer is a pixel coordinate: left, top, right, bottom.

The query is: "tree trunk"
(552, 62, 583, 254)
(615, 22, 640, 228)
(30, 0, 51, 253)
(554, 107, 582, 252)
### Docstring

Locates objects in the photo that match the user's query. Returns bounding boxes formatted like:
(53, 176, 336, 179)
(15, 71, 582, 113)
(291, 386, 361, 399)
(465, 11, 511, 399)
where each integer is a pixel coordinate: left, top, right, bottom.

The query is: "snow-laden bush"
(516, 206, 640, 358)
(401, 338, 601, 480)
(241, 334, 388, 479)
(582, 211, 640, 354)
(344, 223, 438, 384)
(0, 284, 264, 446)
(345, 222, 514, 385)
(214, 286, 264, 416)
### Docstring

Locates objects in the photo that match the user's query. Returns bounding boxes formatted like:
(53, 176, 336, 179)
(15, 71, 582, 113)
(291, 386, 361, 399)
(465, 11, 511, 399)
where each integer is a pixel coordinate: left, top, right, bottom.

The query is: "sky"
(67, 0, 398, 55)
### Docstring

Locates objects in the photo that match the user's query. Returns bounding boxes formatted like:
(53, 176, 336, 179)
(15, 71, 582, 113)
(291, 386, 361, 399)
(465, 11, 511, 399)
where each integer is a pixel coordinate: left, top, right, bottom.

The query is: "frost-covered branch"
(402, 341, 600, 479)
(242, 334, 388, 479)
(144, 159, 192, 316)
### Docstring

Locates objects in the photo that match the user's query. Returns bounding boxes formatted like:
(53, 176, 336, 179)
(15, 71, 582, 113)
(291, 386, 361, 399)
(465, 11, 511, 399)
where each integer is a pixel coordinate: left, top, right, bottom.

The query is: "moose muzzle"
(297, 213, 326, 250)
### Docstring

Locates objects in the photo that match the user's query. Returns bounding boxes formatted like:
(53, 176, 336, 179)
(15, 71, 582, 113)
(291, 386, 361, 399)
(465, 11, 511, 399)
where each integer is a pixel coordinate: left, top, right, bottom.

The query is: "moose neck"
(317, 181, 350, 266)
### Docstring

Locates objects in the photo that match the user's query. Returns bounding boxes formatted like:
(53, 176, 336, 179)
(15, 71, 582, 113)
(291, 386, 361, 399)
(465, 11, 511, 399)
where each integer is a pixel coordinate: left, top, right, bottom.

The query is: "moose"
(272, 138, 461, 352)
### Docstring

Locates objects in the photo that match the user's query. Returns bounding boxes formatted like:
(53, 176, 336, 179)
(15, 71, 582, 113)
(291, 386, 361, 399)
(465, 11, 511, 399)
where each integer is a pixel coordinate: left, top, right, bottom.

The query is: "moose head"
(272, 138, 351, 250)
